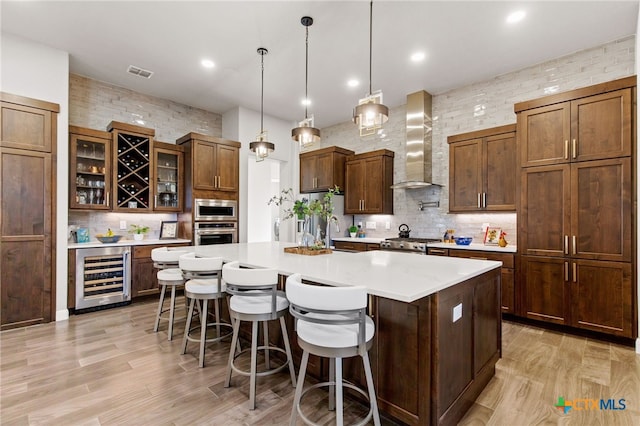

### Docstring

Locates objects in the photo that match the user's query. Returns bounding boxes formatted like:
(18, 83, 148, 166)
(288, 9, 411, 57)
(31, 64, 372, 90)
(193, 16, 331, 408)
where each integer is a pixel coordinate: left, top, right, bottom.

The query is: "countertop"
(332, 237, 385, 244)
(67, 238, 191, 249)
(429, 242, 517, 253)
(195, 242, 501, 303)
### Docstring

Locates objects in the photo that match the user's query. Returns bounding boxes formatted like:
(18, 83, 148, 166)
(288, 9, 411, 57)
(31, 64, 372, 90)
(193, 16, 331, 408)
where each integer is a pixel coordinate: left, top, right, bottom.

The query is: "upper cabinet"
(345, 149, 394, 215)
(516, 80, 633, 168)
(299, 146, 354, 193)
(448, 124, 516, 212)
(108, 121, 155, 212)
(177, 132, 241, 198)
(0, 93, 56, 153)
(153, 142, 184, 212)
(69, 126, 112, 210)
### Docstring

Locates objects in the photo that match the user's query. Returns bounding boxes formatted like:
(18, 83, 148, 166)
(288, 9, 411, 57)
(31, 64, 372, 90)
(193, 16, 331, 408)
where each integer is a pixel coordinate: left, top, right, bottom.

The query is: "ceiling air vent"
(127, 65, 154, 79)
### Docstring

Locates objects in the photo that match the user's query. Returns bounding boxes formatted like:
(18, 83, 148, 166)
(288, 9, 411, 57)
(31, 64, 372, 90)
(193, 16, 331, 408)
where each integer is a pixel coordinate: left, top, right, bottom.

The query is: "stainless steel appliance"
(380, 237, 441, 255)
(194, 199, 237, 221)
(75, 246, 131, 311)
(194, 221, 238, 245)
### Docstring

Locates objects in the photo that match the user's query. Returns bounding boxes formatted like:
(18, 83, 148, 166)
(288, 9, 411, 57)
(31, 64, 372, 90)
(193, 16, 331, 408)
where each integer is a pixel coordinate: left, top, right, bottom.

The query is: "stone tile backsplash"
(68, 211, 178, 243)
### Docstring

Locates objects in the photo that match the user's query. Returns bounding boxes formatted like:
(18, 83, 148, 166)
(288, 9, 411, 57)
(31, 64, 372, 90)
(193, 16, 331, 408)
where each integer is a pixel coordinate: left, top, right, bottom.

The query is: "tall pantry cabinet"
(516, 76, 636, 339)
(0, 93, 58, 330)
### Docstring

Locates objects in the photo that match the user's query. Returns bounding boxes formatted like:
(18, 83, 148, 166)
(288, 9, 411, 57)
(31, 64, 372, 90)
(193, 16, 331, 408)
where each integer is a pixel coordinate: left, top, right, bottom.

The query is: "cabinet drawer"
(133, 243, 189, 259)
(366, 244, 380, 251)
(334, 241, 367, 252)
(427, 248, 449, 256)
(448, 250, 514, 268)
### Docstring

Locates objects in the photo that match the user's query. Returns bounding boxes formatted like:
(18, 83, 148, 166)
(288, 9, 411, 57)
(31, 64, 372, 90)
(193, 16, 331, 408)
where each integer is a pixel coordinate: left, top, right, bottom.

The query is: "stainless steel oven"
(194, 222, 238, 245)
(194, 199, 237, 221)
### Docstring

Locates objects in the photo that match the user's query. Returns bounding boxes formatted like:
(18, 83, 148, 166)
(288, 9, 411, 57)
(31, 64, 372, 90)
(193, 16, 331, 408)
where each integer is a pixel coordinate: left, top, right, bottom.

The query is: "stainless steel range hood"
(390, 90, 440, 189)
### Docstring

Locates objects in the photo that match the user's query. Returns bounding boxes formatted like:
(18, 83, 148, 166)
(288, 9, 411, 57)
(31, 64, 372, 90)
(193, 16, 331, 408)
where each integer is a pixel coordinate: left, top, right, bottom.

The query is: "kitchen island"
(197, 242, 502, 426)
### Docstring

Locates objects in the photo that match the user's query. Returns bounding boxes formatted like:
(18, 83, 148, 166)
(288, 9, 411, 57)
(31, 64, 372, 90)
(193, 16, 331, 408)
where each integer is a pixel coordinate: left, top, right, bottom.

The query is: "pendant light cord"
(260, 51, 265, 133)
(305, 25, 309, 120)
(368, 0, 373, 96)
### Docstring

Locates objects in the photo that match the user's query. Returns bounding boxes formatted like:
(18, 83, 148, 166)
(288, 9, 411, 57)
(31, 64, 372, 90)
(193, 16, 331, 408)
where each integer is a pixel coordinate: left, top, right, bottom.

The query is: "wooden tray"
(284, 247, 332, 256)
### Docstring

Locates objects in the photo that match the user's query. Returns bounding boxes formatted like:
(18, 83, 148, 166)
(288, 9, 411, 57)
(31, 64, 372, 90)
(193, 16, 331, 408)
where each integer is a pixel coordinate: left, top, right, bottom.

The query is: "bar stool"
(151, 247, 191, 340)
(222, 261, 297, 410)
(179, 252, 233, 368)
(286, 273, 380, 426)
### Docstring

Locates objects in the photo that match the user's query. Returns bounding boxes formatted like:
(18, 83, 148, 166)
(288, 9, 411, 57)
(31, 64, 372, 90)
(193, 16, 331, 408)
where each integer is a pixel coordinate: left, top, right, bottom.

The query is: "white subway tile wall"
(320, 36, 635, 243)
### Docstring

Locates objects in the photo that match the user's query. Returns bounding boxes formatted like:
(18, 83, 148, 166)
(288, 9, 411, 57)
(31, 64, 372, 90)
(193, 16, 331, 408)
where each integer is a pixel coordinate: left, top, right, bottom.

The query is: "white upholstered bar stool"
(286, 273, 380, 426)
(179, 252, 233, 368)
(222, 261, 297, 410)
(151, 247, 191, 340)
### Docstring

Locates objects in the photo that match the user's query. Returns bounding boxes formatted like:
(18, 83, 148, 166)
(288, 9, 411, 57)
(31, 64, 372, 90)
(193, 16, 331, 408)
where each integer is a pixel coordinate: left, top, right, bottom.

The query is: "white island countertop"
(195, 242, 501, 303)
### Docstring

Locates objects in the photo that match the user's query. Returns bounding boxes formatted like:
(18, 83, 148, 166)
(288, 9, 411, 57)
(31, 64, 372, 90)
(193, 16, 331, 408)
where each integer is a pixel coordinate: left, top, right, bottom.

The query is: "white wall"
(1, 33, 70, 321)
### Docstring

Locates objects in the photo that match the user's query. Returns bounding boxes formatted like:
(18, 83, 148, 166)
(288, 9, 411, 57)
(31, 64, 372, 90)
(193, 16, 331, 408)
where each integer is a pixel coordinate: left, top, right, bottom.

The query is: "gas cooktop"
(385, 237, 441, 243)
(380, 237, 442, 254)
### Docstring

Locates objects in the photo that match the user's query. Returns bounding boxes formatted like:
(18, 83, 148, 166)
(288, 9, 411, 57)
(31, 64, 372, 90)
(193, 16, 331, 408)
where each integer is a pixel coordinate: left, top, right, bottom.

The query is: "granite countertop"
(194, 242, 501, 303)
(67, 238, 192, 249)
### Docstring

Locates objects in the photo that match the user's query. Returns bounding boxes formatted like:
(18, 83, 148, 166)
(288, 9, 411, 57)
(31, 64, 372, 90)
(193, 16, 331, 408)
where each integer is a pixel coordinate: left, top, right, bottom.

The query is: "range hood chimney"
(390, 90, 440, 189)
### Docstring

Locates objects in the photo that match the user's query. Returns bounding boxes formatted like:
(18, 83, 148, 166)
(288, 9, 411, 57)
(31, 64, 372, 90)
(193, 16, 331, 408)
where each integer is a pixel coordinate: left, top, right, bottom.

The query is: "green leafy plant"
(348, 225, 358, 233)
(268, 186, 340, 221)
(129, 224, 150, 234)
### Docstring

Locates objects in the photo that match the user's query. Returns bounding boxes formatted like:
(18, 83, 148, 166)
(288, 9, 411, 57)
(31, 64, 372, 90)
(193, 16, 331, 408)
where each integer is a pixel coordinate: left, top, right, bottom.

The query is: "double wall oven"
(193, 199, 238, 245)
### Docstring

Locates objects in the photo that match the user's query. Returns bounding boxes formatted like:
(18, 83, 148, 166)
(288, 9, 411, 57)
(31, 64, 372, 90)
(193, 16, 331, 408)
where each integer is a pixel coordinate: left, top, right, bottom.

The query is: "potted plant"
(129, 224, 150, 241)
(349, 225, 358, 238)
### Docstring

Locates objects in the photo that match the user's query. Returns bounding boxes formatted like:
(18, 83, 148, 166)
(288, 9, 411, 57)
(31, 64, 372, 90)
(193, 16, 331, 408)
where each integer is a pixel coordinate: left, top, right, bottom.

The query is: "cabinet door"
(570, 260, 633, 338)
(216, 144, 239, 192)
(571, 158, 631, 262)
(299, 154, 317, 193)
(132, 258, 159, 298)
(70, 133, 111, 210)
(362, 156, 384, 213)
(501, 268, 515, 314)
(193, 140, 217, 190)
(345, 160, 365, 213)
(154, 146, 183, 212)
(571, 88, 632, 161)
(1, 148, 53, 329)
(519, 102, 571, 167)
(314, 152, 334, 191)
(0, 102, 53, 152)
(520, 256, 570, 325)
(519, 165, 570, 256)
(449, 139, 482, 212)
(484, 132, 516, 211)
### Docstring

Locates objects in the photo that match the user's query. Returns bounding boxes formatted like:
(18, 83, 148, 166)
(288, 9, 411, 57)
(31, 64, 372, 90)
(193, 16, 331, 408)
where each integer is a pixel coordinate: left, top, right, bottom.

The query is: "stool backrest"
(152, 247, 191, 268)
(179, 252, 224, 280)
(286, 273, 369, 350)
(222, 261, 280, 314)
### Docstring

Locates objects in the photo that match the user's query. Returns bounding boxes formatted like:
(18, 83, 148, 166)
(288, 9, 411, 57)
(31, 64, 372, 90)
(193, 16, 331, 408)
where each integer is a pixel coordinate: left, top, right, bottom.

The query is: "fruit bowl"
(96, 235, 123, 244)
(454, 236, 473, 245)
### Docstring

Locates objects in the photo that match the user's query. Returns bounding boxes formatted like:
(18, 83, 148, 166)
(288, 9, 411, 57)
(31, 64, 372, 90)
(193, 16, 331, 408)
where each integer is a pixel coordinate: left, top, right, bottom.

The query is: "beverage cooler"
(75, 246, 131, 311)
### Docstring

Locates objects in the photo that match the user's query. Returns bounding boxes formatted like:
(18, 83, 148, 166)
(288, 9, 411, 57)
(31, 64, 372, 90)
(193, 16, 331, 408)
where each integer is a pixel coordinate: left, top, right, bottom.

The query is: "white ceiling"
(2, 1, 638, 128)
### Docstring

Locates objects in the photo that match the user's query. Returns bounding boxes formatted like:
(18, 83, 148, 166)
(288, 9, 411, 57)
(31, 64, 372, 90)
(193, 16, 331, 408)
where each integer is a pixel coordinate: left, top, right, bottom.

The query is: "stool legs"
(181, 298, 197, 356)
(249, 321, 259, 409)
(199, 299, 209, 368)
(168, 284, 177, 340)
(280, 316, 297, 387)
(290, 350, 310, 426)
(336, 357, 344, 426)
(363, 351, 381, 426)
(225, 318, 241, 388)
(153, 284, 167, 332)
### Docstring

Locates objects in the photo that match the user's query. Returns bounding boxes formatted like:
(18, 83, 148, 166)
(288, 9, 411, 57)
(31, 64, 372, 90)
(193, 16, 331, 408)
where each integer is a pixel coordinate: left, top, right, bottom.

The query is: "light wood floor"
(1, 300, 638, 425)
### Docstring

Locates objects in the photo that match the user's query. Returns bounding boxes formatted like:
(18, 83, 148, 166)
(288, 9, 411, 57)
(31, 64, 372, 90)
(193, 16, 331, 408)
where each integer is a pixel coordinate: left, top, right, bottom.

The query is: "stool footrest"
(296, 380, 374, 426)
(230, 346, 291, 378)
(184, 322, 233, 345)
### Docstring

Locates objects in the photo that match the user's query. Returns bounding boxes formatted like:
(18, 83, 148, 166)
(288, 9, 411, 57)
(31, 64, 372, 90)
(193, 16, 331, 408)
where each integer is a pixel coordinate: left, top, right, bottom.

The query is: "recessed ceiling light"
(201, 59, 215, 68)
(347, 79, 359, 88)
(301, 98, 311, 106)
(506, 10, 526, 24)
(410, 52, 425, 62)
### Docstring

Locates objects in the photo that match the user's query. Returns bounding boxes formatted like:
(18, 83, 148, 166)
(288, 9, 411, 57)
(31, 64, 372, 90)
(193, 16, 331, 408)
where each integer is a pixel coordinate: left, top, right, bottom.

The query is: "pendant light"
(291, 16, 321, 148)
(249, 47, 275, 162)
(353, 0, 389, 137)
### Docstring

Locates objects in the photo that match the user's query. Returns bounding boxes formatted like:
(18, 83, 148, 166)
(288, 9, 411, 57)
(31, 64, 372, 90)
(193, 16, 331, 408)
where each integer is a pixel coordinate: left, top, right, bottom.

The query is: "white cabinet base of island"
(193, 243, 502, 425)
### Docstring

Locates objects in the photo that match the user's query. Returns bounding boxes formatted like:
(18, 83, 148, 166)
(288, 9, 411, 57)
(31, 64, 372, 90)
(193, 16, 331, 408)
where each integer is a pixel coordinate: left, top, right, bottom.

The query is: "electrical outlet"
(366, 221, 376, 229)
(120, 220, 127, 230)
(453, 303, 463, 322)
(385, 222, 391, 230)
(358, 221, 363, 227)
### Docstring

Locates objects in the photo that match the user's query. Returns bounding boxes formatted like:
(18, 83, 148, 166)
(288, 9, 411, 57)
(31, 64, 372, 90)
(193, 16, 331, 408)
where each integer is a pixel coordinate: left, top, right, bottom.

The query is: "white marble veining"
(194, 242, 501, 303)
(429, 242, 517, 253)
(67, 238, 191, 249)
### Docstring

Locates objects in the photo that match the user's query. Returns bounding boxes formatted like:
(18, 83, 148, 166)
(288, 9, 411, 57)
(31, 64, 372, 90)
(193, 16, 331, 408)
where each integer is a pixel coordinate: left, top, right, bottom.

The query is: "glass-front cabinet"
(108, 121, 154, 213)
(153, 142, 183, 212)
(69, 126, 112, 210)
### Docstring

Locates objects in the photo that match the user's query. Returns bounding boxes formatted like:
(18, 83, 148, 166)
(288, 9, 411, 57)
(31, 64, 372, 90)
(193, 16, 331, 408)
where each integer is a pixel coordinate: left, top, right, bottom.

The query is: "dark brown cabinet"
(448, 124, 516, 212)
(299, 146, 353, 193)
(345, 150, 394, 215)
(131, 243, 189, 298)
(69, 126, 112, 210)
(153, 142, 184, 212)
(108, 121, 155, 212)
(333, 240, 380, 252)
(177, 134, 239, 193)
(1, 92, 58, 329)
(516, 76, 636, 339)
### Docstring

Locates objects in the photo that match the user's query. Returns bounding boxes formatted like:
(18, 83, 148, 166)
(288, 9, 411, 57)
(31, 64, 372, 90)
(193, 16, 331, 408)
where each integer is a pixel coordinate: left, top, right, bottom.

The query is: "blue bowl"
(454, 237, 473, 245)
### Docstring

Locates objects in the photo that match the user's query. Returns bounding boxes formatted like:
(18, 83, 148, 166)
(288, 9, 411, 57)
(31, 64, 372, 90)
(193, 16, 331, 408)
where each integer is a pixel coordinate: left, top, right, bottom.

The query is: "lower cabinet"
(131, 243, 189, 298)
(333, 240, 380, 252)
(521, 255, 634, 338)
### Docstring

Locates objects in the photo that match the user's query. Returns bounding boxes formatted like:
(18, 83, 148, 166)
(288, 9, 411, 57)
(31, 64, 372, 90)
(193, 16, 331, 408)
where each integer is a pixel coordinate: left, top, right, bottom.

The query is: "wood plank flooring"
(1, 299, 638, 425)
